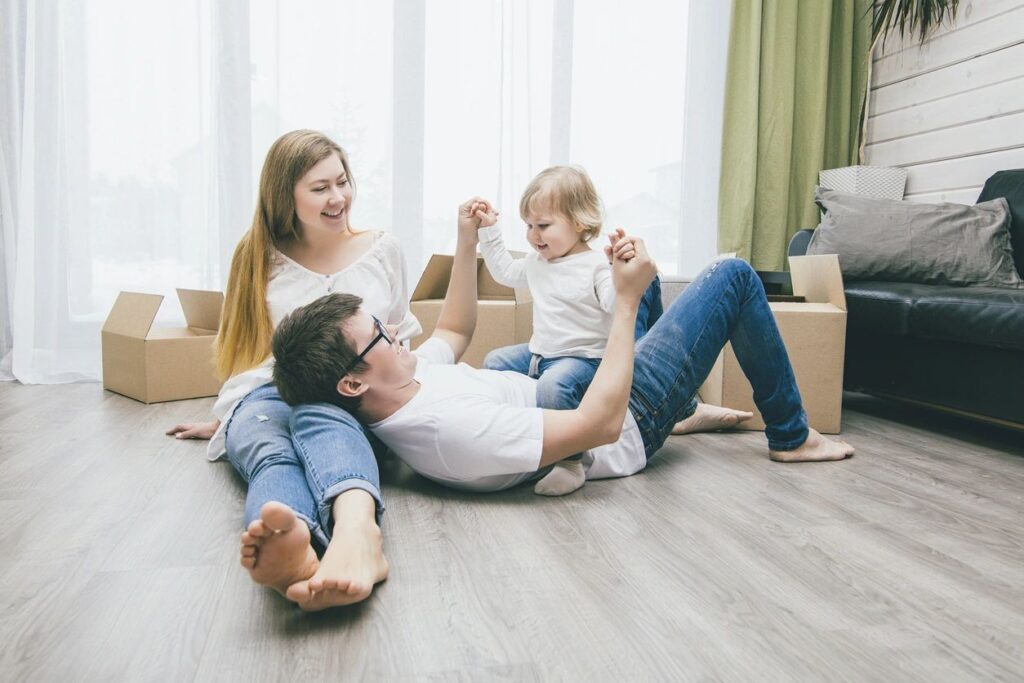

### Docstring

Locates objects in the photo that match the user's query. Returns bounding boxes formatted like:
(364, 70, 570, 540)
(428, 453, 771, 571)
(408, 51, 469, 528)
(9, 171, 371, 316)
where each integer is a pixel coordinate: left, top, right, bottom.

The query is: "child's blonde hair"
(519, 166, 603, 242)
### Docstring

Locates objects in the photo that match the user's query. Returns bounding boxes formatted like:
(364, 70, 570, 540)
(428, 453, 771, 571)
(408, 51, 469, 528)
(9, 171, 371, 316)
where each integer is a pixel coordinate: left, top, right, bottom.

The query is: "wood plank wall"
(864, 0, 1024, 204)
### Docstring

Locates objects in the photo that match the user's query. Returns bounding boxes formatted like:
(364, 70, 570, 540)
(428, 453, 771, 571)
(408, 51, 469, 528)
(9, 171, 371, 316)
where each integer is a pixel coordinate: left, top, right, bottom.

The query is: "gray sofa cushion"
(807, 186, 1024, 288)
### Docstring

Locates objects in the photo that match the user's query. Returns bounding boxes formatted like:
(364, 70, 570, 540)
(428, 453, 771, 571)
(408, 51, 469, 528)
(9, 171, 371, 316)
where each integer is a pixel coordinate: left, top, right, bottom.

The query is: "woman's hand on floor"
(166, 419, 220, 440)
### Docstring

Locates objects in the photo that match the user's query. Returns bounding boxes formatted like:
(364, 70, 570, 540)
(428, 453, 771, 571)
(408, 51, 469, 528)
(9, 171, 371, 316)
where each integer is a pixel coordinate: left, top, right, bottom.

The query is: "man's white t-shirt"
(368, 337, 647, 492)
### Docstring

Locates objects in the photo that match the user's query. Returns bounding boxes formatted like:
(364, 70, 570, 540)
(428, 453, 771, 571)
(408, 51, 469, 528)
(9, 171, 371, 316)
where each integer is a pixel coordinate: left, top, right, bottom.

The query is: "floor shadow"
(842, 391, 1024, 457)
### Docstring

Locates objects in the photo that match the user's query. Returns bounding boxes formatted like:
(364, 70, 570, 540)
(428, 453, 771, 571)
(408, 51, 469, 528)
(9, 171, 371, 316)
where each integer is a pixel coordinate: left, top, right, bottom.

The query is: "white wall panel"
(904, 188, 983, 204)
(866, 111, 1024, 167)
(902, 148, 1024, 194)
(868, 77, 1024, 143)
(871, 43, 1024, 115)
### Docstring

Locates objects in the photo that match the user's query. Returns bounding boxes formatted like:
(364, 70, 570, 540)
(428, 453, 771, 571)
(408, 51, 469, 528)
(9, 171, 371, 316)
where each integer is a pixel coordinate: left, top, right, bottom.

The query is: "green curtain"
(718, 0, 872, 271)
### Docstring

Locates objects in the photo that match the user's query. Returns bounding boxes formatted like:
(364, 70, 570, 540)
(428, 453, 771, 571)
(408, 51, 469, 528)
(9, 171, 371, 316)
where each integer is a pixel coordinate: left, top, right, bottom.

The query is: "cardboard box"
(102, 288, 224, 403)
(410, 255, 532, 368)
(698, 254, 847, 434)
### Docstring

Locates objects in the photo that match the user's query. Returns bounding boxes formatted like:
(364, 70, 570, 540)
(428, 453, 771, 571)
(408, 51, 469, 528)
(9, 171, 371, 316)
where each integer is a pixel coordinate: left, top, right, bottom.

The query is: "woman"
(167, 130, 420, 610)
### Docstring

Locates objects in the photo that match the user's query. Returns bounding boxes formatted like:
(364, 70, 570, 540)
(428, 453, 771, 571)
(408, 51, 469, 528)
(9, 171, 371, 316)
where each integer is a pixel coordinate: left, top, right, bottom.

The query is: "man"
(271, 198, 854, 500)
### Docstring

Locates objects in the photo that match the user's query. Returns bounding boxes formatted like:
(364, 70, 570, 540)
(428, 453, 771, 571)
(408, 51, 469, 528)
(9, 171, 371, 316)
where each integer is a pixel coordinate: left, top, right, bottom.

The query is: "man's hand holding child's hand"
(605, 228, 656, 303)
(457, 197, 499, 246)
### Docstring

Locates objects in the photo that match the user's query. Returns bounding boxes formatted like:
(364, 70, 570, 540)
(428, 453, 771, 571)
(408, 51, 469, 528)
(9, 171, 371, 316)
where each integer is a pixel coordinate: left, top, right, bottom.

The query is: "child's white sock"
(533, 458, 585, 496)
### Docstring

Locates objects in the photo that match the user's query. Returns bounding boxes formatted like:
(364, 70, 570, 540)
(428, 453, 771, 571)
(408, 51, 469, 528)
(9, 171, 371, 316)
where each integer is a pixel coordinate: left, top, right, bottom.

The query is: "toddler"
(477, 166, 662, 496)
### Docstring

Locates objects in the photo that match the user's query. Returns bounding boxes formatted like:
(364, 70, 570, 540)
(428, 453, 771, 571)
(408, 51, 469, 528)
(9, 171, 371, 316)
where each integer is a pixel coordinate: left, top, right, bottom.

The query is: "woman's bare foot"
(240, 502, 319, 597)
(285, 521, 389, 611)
(769, 428, 855, 462)
(284, 490, 388, 611)
(672, 403, 754, 434)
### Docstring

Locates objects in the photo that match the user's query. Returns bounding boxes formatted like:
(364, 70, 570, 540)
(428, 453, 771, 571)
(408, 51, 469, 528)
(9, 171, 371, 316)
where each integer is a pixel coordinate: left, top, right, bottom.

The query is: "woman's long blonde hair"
(215, 130, 354, 379)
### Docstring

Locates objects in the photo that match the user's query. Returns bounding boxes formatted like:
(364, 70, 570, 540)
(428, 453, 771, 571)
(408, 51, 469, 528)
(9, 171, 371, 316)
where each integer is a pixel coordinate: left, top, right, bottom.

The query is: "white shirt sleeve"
(437, 401, 544, 478)
(593, 258, 616, 314)
(413, 336, 456, 365)
(477, 225, 529, 289)
(379, 233, 423, 342)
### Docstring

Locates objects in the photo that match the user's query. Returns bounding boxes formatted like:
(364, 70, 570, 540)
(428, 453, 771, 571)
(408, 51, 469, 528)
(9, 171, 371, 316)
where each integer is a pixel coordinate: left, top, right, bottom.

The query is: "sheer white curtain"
(1, 0, 730, 384)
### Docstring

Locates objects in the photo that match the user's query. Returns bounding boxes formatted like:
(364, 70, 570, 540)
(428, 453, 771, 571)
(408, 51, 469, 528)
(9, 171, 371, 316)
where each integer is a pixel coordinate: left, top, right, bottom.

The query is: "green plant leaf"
(871, 0, 961, 44)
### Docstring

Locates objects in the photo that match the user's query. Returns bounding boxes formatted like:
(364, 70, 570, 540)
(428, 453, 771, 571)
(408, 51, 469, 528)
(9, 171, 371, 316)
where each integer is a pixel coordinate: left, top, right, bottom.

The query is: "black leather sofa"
(788, 169, 1024, 427)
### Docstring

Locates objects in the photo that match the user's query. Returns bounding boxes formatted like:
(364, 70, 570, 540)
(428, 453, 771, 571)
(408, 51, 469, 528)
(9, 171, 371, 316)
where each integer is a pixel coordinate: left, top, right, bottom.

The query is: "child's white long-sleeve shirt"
(478, 225, 615, 359)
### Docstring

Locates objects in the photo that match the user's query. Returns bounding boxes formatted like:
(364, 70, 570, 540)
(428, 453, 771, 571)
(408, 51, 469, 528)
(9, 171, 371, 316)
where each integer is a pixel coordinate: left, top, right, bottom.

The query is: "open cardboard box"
(410, 255, 532, 368)
(101, 288, 224, 403)
(698, 254, 847, 434)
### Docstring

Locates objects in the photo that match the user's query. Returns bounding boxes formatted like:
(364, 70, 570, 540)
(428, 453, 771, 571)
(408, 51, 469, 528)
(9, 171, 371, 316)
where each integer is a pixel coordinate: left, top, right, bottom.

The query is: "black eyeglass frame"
(341, 316, 393, 376)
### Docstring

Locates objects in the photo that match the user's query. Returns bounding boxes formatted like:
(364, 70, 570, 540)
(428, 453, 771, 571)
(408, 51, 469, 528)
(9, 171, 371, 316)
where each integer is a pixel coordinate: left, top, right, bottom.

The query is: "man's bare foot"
(240, 502, 319, 597)
(769, 428, 855, 462)
(285, 521, 389, 611)
(672, 403, 754, 435)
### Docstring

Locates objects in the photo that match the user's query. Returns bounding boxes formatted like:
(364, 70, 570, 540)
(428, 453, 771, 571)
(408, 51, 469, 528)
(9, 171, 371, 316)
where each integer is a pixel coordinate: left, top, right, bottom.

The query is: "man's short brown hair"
(272, 293, 365, 409)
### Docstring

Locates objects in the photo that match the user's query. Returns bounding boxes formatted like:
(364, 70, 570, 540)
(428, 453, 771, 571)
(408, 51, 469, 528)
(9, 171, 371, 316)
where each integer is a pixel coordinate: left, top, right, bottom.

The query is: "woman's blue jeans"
(225, 384, 384, 548)
(629, 258, 808, 454)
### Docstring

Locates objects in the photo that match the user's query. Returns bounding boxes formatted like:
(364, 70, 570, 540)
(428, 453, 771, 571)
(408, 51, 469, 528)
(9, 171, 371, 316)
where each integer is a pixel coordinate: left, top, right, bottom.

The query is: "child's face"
(523, 205, 587, 260)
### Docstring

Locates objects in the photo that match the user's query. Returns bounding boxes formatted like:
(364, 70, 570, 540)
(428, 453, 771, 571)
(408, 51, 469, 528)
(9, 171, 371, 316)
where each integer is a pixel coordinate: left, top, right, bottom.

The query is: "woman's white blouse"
(205, 230, 421, 461)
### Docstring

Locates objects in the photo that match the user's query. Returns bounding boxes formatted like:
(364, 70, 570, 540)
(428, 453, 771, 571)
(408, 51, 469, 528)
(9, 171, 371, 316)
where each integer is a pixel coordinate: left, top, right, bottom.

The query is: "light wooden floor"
(1, 382, 1021, 681)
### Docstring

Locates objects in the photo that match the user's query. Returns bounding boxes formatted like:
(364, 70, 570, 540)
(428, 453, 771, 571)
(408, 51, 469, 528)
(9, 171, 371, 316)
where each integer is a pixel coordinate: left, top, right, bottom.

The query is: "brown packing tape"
(102, 292, 163, 338)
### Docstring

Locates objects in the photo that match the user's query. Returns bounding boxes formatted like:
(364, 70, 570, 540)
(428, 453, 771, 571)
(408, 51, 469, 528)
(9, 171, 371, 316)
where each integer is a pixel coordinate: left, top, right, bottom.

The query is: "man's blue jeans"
(630, 258, 808, 454)
(225, 384, 384, 548)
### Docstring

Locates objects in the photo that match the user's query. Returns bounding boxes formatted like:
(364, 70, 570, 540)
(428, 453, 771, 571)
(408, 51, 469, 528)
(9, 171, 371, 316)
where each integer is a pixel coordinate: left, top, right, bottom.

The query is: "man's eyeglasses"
(341, 316, 394, 376)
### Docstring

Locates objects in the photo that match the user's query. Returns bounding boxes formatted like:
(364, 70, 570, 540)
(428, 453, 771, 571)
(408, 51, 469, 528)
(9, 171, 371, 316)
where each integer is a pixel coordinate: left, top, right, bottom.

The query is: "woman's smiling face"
(294, 153, 353, 235)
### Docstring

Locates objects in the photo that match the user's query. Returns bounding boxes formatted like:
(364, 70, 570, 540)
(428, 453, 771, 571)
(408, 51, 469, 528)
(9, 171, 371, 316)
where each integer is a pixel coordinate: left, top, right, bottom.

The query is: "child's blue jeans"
(484, 275, 665, 419)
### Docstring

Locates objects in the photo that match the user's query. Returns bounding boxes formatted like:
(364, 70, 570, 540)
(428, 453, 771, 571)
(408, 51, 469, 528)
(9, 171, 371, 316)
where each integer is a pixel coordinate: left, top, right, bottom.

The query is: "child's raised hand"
(603, 228, 633, 262)
(458, 197, 500, 235)
(476, 202, 499, 228)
